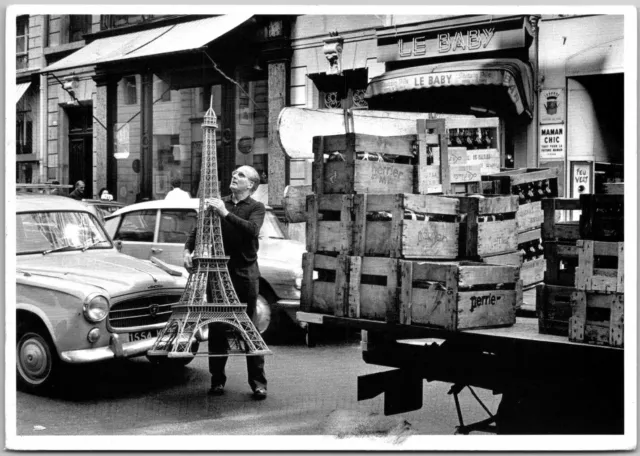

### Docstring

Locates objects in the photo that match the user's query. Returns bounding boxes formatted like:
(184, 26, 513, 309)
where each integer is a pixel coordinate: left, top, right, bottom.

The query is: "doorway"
(67, 106, 93, 198)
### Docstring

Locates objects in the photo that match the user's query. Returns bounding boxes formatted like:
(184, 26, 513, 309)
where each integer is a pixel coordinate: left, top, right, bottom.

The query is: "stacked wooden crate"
(301, 121, 520, 331)
(536, 198, 582, 335)
(569, 191, 624, 348)
(536, 189, 624, 347)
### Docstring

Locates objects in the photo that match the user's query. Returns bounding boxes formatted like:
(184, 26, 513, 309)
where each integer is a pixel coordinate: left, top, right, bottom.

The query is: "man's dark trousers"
(207, 262, 267, 392)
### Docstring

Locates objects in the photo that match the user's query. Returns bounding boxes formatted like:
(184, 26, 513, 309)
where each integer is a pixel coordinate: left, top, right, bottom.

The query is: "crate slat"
(542, 198, 582, 242)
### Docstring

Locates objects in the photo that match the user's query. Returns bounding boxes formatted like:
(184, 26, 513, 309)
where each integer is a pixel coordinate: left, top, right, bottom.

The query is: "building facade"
(14, 13, 626, 204)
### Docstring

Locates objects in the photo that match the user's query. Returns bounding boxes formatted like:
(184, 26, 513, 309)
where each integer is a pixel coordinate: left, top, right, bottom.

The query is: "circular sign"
(238, 136, 253, 155)
(132, 159, 141, 174)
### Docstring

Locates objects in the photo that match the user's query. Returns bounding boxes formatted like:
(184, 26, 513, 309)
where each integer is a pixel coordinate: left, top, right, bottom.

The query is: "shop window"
(16, 111, 32, 155)
(16, 16, 28, 70)
(123, 76, 137, 105)
(68, 15, 91, 42)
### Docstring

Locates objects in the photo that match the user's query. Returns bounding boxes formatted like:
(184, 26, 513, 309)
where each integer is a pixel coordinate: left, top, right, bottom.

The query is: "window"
(100, 15, 165, 30)
(113, 210, 157, 242)
(16, 111, 32, 155)
(16, 16, 28, 70)
(69, 15, 91, 42)
(158, 210, 197, 244)
(123, 76, 137, 105)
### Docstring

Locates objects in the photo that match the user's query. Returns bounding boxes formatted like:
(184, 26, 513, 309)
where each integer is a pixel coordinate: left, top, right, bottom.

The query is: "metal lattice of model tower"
(148, 99, 271, 359)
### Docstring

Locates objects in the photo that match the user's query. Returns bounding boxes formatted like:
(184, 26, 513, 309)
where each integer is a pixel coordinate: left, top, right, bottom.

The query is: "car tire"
(146, 341, 199, 367)
(255, 292, 281, 343)
(17, 329, 59, 394)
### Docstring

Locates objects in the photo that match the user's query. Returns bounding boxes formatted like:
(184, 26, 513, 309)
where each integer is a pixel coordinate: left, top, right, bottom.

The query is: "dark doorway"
(68, 106, 93, 198)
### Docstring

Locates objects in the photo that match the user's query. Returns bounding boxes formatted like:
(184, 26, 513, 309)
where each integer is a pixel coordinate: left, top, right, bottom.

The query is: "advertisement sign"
(539, 89, 565, 124)
(571, 161, 593, 199)
(539, 124, 565, 160)
(114, 123, 130, 160)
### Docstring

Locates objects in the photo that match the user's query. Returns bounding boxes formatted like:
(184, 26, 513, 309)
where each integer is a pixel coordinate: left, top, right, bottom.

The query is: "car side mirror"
(114, 240, 123, 252)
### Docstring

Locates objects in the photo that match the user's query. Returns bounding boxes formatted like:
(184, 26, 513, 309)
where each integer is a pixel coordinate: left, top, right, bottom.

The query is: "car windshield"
(261, 211, 286, 239)
(16, 211, 112, 255)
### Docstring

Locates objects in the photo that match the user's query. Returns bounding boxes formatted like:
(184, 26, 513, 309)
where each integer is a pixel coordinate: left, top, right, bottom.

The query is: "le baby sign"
(539, 124, 565, 160)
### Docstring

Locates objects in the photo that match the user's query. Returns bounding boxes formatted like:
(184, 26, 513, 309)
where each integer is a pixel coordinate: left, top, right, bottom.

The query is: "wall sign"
(539, 89, 565, 124)
(539, 124, 565, 160)
(571, 161, 593, 198)
(377, 22, 528, 63)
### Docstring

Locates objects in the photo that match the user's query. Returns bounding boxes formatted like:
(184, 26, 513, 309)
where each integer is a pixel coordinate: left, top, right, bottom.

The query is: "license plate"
(128, 329, 158, 342)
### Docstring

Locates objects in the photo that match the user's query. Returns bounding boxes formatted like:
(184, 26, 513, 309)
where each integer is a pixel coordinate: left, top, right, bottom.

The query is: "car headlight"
(83, 293, 109, 323)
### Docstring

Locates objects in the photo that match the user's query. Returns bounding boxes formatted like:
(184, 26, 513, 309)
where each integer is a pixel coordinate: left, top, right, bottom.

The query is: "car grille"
(108, 294, 181, 330)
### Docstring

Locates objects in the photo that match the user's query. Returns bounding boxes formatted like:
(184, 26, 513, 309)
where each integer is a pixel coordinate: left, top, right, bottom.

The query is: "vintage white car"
(104, 198, 306, 340)
(15, 194, 188, 393)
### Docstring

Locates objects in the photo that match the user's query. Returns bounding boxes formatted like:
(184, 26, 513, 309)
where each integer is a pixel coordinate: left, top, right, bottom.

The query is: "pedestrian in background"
(69, 180, 85, 200)
(165, 176, 191, 201)
(184, 165, 267, 400)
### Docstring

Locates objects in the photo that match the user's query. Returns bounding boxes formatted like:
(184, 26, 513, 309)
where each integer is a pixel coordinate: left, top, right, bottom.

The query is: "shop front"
(42, 14, 292, 206)
(365, 15, 539, 170)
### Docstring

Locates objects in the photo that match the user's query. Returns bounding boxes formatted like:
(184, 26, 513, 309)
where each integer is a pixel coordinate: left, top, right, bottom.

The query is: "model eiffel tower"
(148, 99, 270, 359)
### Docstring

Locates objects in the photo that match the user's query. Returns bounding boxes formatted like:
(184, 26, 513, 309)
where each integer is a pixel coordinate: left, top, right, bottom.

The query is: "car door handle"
(151, 248, 163, 253)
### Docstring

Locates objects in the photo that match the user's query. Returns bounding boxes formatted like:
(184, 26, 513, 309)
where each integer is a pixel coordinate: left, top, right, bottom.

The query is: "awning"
(365, 58, 533, 117)
(16, 82, 31, 104)
(41, 14, 252, 73)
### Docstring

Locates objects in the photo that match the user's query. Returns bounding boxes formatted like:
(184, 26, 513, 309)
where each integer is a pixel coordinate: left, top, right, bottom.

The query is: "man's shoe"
(208, 384, 224, 396)
(253, 388, 267, 400)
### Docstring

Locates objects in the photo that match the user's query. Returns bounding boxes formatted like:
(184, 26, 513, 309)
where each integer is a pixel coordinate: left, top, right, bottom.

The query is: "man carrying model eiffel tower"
(184, 165, 267, 400)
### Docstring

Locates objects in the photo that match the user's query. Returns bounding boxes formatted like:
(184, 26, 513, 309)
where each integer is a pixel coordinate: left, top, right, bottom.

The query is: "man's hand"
(183, 249, 194, 271)
(205, 198, 229, 217)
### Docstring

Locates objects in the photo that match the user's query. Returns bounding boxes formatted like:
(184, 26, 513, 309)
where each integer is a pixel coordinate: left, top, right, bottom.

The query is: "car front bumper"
(59, 334, 155, 363)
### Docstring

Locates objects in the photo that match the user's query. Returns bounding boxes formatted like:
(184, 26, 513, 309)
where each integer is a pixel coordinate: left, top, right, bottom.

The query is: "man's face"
(78, 183, 85, 194)
(229, 168, 252, 193)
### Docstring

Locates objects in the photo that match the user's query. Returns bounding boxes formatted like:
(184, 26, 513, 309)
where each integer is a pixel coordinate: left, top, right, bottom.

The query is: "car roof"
(16, 193, 93, 213)
(82, 199, 126, 207)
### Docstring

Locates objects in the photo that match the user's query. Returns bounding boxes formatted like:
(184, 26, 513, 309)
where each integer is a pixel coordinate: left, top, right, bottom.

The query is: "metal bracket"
(358, 368, 423, 416)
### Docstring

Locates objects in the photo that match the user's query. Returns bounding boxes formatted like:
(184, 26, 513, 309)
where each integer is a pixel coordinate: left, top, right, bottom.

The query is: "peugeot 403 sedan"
(15, 194, 188, 394)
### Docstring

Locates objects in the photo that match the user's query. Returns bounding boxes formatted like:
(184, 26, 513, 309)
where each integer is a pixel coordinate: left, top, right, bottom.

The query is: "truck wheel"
(17, 330, 59, 394)
(305, 324, 317, 348)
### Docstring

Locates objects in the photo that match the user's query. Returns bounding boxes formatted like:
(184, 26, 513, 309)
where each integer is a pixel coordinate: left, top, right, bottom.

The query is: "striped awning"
(366, 58, 533, 117)
(41, 14, 252, 73)
(16, 82, 31, 104)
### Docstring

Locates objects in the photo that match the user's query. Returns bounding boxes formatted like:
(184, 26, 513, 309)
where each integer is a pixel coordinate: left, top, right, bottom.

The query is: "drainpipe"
(40, 71, 48, 182)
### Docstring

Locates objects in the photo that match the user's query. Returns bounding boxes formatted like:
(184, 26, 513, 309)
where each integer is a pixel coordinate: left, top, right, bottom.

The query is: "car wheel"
(147, 341, 199, 367)
(17, 330, 58, 393)
(255, 293, 281, 342)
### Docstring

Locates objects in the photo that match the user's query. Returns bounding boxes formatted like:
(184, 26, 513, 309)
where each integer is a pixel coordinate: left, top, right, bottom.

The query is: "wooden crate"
(536, 284, 574, 336)
(312, 133, 417, 195)
(579, 194, 624, 241)
(306, 193, 460, 259)
(480, 251, 524, 310)
(569, 290, 624, 348)
(543, 241, 579, 287)
(517, 228, 545, 288)
(282, 184, 312, 223)
(542, 198, 581, 242)
(575, 240, 624, 293)
(399, 260, 520, 330)
(482, 167, 558, 233)
(300, 253, 399, 321)
(455, 195, 519, 259)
